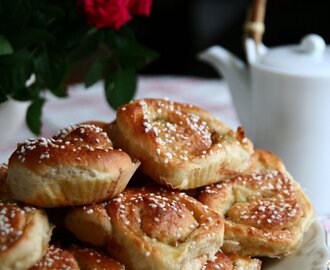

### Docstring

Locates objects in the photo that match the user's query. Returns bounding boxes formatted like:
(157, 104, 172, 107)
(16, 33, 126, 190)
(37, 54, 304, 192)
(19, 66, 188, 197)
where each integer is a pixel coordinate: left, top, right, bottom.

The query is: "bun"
(29, 245, 79, 270)
(0, 203, 52, 270)
(0, 164, 7, 184)
(198, 172, 315, 257)
(0, 164, 13, 202)
(68, 245, 125, 270)
(65, 203, 112, 246)
(77, 121, 113, 136)
(7, 124, 140, 207)
(110, 99, 253, 189)
(203, 251, 261, 270)
(245, 149, 289, 176)
(66, 187, 224, 270)
(0, 98, 319, 268)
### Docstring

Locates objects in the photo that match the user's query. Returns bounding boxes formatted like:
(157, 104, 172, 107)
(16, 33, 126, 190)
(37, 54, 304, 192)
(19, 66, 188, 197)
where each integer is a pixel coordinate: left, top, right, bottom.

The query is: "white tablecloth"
(0, 76, 238, 162)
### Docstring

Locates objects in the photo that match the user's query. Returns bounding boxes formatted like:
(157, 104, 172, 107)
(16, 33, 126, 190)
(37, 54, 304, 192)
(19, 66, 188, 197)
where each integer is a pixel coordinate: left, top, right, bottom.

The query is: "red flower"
(129, 0, 152, 16)
(79, 0, 153, 30)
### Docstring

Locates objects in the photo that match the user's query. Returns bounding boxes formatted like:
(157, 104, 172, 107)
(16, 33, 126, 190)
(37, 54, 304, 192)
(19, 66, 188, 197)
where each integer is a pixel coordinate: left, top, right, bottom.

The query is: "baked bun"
(198, 172, 315, 257)
(77, 121, 112, 135)
(110, 98, 253, 189)
(68, 245, 125, 270)
(7, 124, 140, 207)
(65, 203, 112, 246)
(0, 163, 7, 183)
(66, 187, 224, 270)
(0, 164, 13, 202)
(203, 251, 261, 270)
(245, 149, 289, 176)
(0, 203, 52, 270)
(29, 245, 79, 270)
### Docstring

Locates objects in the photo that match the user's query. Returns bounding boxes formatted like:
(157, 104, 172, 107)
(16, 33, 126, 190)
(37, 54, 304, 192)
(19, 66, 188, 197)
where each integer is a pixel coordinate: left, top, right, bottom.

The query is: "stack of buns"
(0, 98, 315, 270)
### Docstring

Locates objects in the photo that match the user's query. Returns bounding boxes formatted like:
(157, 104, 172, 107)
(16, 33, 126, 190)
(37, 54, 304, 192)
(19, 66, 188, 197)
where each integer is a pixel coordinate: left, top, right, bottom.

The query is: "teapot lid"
(256, 34, 330, 77)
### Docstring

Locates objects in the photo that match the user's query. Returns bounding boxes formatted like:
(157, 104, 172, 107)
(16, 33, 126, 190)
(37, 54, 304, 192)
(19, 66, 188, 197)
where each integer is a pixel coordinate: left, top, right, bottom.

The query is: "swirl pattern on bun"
(0, 203, 52, 270)
(109, 98, 253, 189)
(66, 187, 224, 270)
(198, 172, 315, 257)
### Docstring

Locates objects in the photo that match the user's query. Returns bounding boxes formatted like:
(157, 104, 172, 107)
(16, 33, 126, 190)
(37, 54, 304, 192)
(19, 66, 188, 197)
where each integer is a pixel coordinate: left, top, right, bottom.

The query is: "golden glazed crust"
(77, 121, 114, 138)
(203, 251, 261, 270)
(110, 99, 253, 189)
(65, 203, 112, 246)
(7, 124, 140, 207)
(244, 149, 289, 176)
(68, 245, 125, 270)
(198, 172, 315, 257)
(0, 164, 7, 185)
(0, 203, 52, 270)
(65, 187, 224, 270)
(29, 245, 79, 270)
(0, 164, 13, 202)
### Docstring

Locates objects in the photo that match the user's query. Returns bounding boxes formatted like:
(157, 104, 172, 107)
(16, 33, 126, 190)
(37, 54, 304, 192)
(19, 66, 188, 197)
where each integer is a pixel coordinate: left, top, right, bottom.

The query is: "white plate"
(263, 220, 329, 270)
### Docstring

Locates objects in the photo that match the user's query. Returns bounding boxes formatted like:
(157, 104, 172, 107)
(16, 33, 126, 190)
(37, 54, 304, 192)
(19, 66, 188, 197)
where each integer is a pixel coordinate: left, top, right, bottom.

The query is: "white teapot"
(199, 34, 330, 215)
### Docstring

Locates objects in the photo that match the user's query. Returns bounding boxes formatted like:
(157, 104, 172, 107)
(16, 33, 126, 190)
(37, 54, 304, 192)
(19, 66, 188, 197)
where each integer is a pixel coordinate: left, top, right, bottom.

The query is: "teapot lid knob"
(300, 34, 326, 54)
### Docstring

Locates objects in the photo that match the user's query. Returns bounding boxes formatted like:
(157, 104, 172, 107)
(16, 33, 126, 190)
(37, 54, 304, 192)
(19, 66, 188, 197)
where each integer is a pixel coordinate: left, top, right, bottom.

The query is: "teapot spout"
(198, 46, 252, 135)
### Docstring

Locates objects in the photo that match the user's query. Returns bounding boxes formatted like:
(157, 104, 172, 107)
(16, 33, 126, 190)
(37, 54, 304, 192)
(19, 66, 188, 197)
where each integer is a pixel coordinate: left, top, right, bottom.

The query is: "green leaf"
(116, 43, 158, 69)
(33, 48, 52, 86)
(103, 29, 131, 50)
(26, 97, 45, 135)
(50, 85, 68, 98)
(85, 53, 108, 88)
(104, 68, 137, 109)
(119, 26, 136, 41)
(12, 83, 41, 101)
(103, 30, 158, 69)
(0, 35, 13, 55)
(69, 29, 99, 62)
(27, 82, 42, 99)
(0, 49, 30, 68)
(47, 56, 69, 97)
(11, 28, 56, 49)
(11, 87, 32, 101)
(33, 48, 69, 93)
(39, 5, 65, 23)
(0, 50, 32, 96)
(32, 5, 60, 28)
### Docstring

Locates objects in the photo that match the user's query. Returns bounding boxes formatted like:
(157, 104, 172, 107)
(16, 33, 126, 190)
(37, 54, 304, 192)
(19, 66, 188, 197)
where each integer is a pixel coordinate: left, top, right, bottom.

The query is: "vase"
(0, 100, 29, 147)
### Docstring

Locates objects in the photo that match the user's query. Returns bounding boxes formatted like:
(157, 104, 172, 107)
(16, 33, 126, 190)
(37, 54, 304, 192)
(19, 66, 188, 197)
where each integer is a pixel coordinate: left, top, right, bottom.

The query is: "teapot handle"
(244, 38, 268, 64)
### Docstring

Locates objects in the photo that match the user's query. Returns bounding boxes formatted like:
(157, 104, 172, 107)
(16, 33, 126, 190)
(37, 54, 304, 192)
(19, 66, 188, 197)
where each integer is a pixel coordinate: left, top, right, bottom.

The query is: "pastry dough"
(203, 251, 261, 270)
(245, 149, 289, 176)
(68, 245, 125, 270)
(0, 164, 13, 202)
(7, 124, 140, 207)
(0, 203, 52, 270)
(198, 171, 315, 257)
(66, 187, 224, 270)
(110, 98, 253, 189)
(0, 163, 7, 184)
(65, 203, 112, 246)
(29, 245, 79, 270)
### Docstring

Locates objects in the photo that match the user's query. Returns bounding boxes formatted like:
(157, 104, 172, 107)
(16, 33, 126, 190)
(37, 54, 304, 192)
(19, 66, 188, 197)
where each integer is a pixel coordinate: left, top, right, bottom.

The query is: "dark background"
(133, 0, 330, 77)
